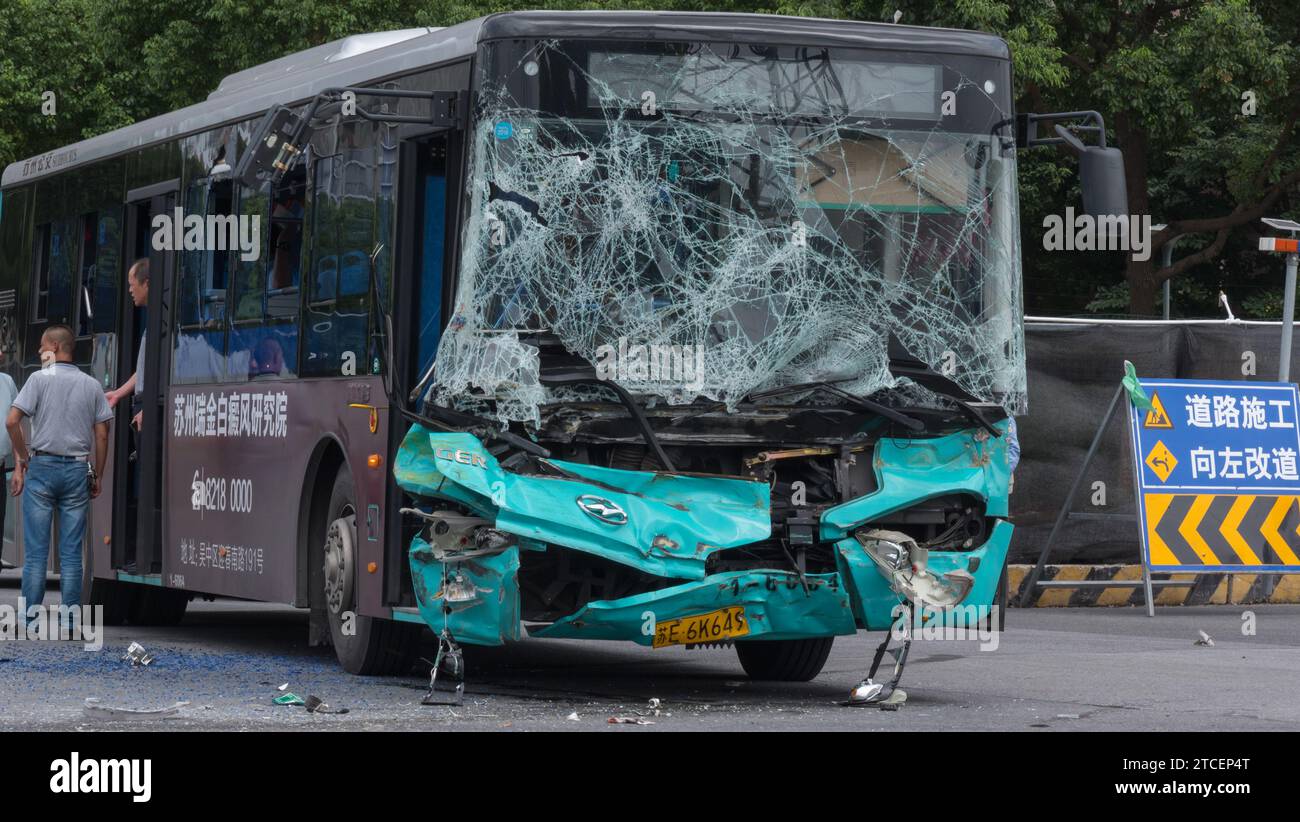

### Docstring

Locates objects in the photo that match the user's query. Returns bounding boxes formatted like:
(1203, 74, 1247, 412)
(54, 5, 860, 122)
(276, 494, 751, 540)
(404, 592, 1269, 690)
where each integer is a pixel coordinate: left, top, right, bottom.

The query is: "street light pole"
(1281, 250, 1298, 383)
(1161, 236, 1185, 321)
(1152, 223, 1185, 321)
(1261, 218, 1300, 383)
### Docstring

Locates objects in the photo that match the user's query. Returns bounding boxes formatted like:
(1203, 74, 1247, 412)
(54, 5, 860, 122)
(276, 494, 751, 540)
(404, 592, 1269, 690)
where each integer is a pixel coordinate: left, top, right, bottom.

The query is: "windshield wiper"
(886, 333, 1002, 437)
(406, 403, 552, 459)
(538, 368, 677, 472)
(746, 380, 924, 432)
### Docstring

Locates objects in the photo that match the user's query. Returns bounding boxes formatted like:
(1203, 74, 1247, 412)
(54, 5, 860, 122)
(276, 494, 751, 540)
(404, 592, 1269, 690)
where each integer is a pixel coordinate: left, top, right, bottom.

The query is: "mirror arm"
(1008, 110, 1107, 150)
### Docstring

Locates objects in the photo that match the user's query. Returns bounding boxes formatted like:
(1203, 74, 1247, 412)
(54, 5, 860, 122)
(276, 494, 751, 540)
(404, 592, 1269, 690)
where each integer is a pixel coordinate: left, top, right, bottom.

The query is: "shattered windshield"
(432, 38, 1025, 424)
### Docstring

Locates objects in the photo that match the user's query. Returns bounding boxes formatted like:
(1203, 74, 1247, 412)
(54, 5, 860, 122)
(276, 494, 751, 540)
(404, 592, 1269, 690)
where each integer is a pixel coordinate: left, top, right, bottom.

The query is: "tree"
(4, 0, 1296, 320)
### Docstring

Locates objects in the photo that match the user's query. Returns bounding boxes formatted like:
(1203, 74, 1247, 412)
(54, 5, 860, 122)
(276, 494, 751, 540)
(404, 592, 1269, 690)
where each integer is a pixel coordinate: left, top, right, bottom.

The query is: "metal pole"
(1162, 243, 1174, 321)
(1018, 383, 1126, 607)
(1265, 250, 1299, 602)
(1282, 251, 1298, 383)
(1142, 563, 1155, 618)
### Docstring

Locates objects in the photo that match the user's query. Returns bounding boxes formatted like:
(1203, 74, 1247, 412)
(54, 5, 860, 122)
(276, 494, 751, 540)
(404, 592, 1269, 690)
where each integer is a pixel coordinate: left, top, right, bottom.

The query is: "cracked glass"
(431, 39, 1025, 424)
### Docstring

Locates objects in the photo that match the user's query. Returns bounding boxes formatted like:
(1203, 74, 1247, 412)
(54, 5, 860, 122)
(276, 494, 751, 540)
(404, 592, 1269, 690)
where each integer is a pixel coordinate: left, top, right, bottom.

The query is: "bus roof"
(2, 10, 1009, 189)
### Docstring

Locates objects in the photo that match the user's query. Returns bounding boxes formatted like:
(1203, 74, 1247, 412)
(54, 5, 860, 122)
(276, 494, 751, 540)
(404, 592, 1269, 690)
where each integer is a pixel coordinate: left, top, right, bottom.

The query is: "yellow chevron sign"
(1144, 493, 1300, 569)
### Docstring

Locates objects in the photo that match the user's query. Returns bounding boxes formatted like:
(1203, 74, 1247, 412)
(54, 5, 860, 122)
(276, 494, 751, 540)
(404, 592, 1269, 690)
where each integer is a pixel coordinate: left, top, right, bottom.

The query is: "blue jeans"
(21, 456, 91, 615)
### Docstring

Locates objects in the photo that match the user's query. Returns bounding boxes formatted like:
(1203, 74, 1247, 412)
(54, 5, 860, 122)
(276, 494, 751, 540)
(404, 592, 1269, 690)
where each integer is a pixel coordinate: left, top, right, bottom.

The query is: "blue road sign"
(1127, 379, 1300, 573)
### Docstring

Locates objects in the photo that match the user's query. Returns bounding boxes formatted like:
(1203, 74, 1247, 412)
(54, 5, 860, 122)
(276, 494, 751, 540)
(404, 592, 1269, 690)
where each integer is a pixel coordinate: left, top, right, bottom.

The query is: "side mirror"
(235, 105, 311, 190)
(1055, 124, 1128, 217)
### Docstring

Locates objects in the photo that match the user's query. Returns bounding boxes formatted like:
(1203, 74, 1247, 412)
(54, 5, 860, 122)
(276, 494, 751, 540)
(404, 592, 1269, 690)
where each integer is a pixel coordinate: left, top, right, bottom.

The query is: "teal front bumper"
(396, 421, 1013, 646)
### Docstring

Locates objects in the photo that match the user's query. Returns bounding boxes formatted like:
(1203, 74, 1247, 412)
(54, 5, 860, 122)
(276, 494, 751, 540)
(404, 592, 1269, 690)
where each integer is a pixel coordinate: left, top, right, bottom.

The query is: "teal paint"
(835, 519, 1013, 630)
(116, 573, 164, 587)
(394, 420, 1013, 646)
(409, 536, 522, 646)
(394, 425, 771, 579)
(821, 419, 1011, 540)
(533, 570, 856, 645)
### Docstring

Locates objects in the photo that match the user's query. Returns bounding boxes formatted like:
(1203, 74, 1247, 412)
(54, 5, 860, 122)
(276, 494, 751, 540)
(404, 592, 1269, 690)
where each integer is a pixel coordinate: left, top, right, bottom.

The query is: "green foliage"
(2, 0, 1297, 320)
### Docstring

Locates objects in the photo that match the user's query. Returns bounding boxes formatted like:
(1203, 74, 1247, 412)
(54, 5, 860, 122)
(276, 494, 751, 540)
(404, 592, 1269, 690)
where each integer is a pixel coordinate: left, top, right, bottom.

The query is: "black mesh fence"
(1010, 320, 1299, 563)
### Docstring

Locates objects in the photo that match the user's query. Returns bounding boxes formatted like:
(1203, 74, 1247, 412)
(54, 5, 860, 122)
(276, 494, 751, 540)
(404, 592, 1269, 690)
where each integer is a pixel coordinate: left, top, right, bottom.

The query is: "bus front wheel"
(321, 469, 418, 675)
(735, 637, 834, 681)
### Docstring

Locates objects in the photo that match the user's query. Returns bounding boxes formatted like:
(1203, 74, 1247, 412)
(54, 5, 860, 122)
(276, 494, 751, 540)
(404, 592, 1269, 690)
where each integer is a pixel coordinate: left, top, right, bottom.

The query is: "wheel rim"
(323, 512, 356, 616)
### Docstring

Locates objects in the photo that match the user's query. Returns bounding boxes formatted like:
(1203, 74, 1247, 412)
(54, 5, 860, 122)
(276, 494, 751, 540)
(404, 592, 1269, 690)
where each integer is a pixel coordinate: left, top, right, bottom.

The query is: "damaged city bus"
(0, 11, 1122, 702)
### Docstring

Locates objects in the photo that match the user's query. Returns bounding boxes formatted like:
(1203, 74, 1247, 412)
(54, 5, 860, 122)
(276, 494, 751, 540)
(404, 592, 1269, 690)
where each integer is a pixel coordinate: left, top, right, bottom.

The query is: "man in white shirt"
(105, 258, 149, 430)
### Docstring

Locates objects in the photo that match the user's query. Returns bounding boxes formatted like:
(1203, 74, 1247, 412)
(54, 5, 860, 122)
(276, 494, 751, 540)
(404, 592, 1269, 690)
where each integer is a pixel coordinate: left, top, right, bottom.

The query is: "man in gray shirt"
(7, 325, 112, 621)
(0, 353, 16, 569)
(106, 257, 148, 430)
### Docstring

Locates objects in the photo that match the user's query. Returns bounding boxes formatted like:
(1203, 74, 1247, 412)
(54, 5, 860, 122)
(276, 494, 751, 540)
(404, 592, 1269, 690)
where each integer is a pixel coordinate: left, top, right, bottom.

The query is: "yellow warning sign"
(1144, 391, 1174, 428)
(1145, 440, 1177, 482)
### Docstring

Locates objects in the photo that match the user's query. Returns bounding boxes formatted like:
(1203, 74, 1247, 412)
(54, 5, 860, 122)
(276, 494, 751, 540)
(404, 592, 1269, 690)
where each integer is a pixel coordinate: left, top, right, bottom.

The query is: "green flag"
(1122, 360, 1154, 412)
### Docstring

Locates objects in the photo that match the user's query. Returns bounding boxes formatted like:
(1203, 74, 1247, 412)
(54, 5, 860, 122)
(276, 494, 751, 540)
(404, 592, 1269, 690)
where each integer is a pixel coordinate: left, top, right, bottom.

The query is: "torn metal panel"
(820, 417, 1012, 540)
(835, 519, 1012, 631)
(532, 570, 856, 645)
(430, 39, 1025, 423)
(409, 536, 522, 646)
(395, 426, 771, 579)
(393, 425, 498, 517)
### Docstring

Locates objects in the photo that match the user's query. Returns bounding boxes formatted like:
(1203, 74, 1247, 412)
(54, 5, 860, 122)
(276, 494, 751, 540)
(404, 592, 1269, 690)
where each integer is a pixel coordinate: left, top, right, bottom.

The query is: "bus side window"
(91, 210, 121, 335)
(228, 173, 298, 382)
(31, 218, 76, 326)
(30, 223, 51, 321)
(303, 121, 376, 379)
(174, 178, 232, 384)
(76, 212, 102, 338)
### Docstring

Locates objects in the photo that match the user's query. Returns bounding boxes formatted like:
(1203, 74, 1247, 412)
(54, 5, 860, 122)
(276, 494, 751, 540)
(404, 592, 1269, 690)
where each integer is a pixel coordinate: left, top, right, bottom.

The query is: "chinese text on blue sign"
(1127, 379, 1300, 573)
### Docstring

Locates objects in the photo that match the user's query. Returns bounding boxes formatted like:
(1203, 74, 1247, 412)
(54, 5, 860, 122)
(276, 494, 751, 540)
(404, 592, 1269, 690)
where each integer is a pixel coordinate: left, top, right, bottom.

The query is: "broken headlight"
(853, 528, 974, 608)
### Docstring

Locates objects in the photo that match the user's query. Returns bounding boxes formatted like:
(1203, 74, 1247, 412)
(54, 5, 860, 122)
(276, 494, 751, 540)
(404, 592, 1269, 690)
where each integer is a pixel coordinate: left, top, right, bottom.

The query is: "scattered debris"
(608, 716, 655, 725)
(303, 695, 349, 715)
(277, 683, 289, 692)
(84, 698, 189, 719)
(121, 642, 154, 666)
(876, 689, 908, 711)
(566, 711, 581, 721)
(1056, 713, 1080, 720)
(724, 681, 746, 687)
(273, 693, 306, 706)
(1195, 630, 1215, 647)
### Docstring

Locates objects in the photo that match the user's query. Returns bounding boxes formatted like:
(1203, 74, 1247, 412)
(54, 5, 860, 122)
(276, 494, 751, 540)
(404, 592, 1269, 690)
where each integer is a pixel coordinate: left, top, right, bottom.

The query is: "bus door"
(101, 182, 176, 576)
(384, 129, 463, 605)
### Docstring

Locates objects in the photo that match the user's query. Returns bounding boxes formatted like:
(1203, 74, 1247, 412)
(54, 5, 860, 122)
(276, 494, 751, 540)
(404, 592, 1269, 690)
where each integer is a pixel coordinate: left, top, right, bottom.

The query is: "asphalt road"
(2, 571, 1297, 731)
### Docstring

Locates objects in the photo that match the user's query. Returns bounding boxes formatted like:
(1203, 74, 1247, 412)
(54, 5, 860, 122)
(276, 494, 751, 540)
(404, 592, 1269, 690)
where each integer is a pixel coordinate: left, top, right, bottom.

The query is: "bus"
(0, 11, 1123, 702)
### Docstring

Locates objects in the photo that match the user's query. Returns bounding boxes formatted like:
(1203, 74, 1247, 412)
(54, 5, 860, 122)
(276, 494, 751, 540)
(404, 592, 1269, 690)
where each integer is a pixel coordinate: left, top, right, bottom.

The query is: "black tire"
(322, 469, 419, 675)
(735, 636, 835, 681)
(85, 577, 137, 626)
(83, 547, 138, 625)
(127, 586, 189, 626)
